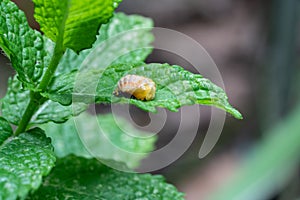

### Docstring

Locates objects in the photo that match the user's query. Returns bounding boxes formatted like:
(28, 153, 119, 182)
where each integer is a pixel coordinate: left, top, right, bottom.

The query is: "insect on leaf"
(44, 63, 243, 119)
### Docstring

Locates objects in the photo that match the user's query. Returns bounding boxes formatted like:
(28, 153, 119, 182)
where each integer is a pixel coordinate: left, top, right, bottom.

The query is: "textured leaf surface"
(0, 117, 12, 144)
(0, 0, 46, 86)
(41, 112, 156, 169)
(84, 12, 154, 68)
(33, 0, 116, 52)
(1, 77, 30, 125)
(0, 128, 56, 200)
(53, 12, 153, 75)
(1, 76, 87, 125)
(46, 63, 242, 119)
(28, 156, 184, 200)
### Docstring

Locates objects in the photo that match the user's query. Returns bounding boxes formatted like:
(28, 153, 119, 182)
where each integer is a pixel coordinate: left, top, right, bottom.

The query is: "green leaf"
(33, 0, 117, 52)
(1, 77, 29, 125)
(87, 12, 154, 67)
(28, 156, 184, 200)
(0, 0, 46, 86)
(40, 12, 153, 106)
(41, 112, 156, 169)
(0, 128, 56, 200)
(53, 12, 154, 75)
(0, 117, 12, 144)
(45, 63, 242, 119)
(31, 100, 88, 124)
(1, 76, 87, 125)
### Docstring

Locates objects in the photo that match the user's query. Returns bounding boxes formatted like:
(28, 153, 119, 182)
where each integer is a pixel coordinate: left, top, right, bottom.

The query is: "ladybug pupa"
(114, 75, 156, 101)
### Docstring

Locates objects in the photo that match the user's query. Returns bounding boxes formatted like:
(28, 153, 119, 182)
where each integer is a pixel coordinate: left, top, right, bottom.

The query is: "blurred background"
(1, 0, 300, 199)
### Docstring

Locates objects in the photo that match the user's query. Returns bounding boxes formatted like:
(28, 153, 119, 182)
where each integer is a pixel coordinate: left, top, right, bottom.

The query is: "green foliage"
(33, 0, 118, 52)
(0, 0, 46, 87)
(1, 76, 29, 125)
(28, 155, 185, 200)
(0, 116, 12, 143)
(1, 12, 154, 125)
(0, 127, 55, 200)
(41, 112, 156, 169)
(1, 76, 88, 125)
(92, 12, 154, 66)
(0, 0, 242, 199)
(53, 12, 154, 75)
(46, 63, 242, 119)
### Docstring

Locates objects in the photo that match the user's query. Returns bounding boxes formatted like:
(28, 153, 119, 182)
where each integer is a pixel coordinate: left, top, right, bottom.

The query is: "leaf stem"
(14, 36, 65, 136)
(14, 92, 41, 135)
(38, 39, 65, 91)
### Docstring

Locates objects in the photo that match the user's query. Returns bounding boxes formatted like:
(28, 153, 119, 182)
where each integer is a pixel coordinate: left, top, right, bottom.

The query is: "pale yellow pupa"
(114, 74, 156, 100)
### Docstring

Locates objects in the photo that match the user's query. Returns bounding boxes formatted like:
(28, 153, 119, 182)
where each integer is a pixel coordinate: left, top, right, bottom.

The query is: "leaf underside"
(41, 112, 156, 169)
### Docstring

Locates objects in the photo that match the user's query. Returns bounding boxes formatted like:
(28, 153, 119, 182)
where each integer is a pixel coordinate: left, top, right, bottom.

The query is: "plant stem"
(37, 40, 65, 91)
(14, 92, 41, 135)
(14, 37, 65, 136)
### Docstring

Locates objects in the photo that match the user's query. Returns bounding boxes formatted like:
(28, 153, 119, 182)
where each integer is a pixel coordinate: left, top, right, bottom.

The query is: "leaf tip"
(229, 108, 243, 120)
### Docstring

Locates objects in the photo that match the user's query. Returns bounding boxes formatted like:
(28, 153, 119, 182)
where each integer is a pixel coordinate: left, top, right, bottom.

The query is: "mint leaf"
(28, 156, 184, 199)
(0, 117, 12, 144)
(52, 12, 153, 75)
(33, 0, 117, 52)
(39, 12, 153, 106)
(86, 12, 154, 67)
(31, 100, 88, 124)
(1, 76, 87, 125)
(0, 128, 56, 200)
(1, 77, 30, 125)
(0, 0, 46, 86)
(41, 112, 156, 169)
(45, 63, 242, 119)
